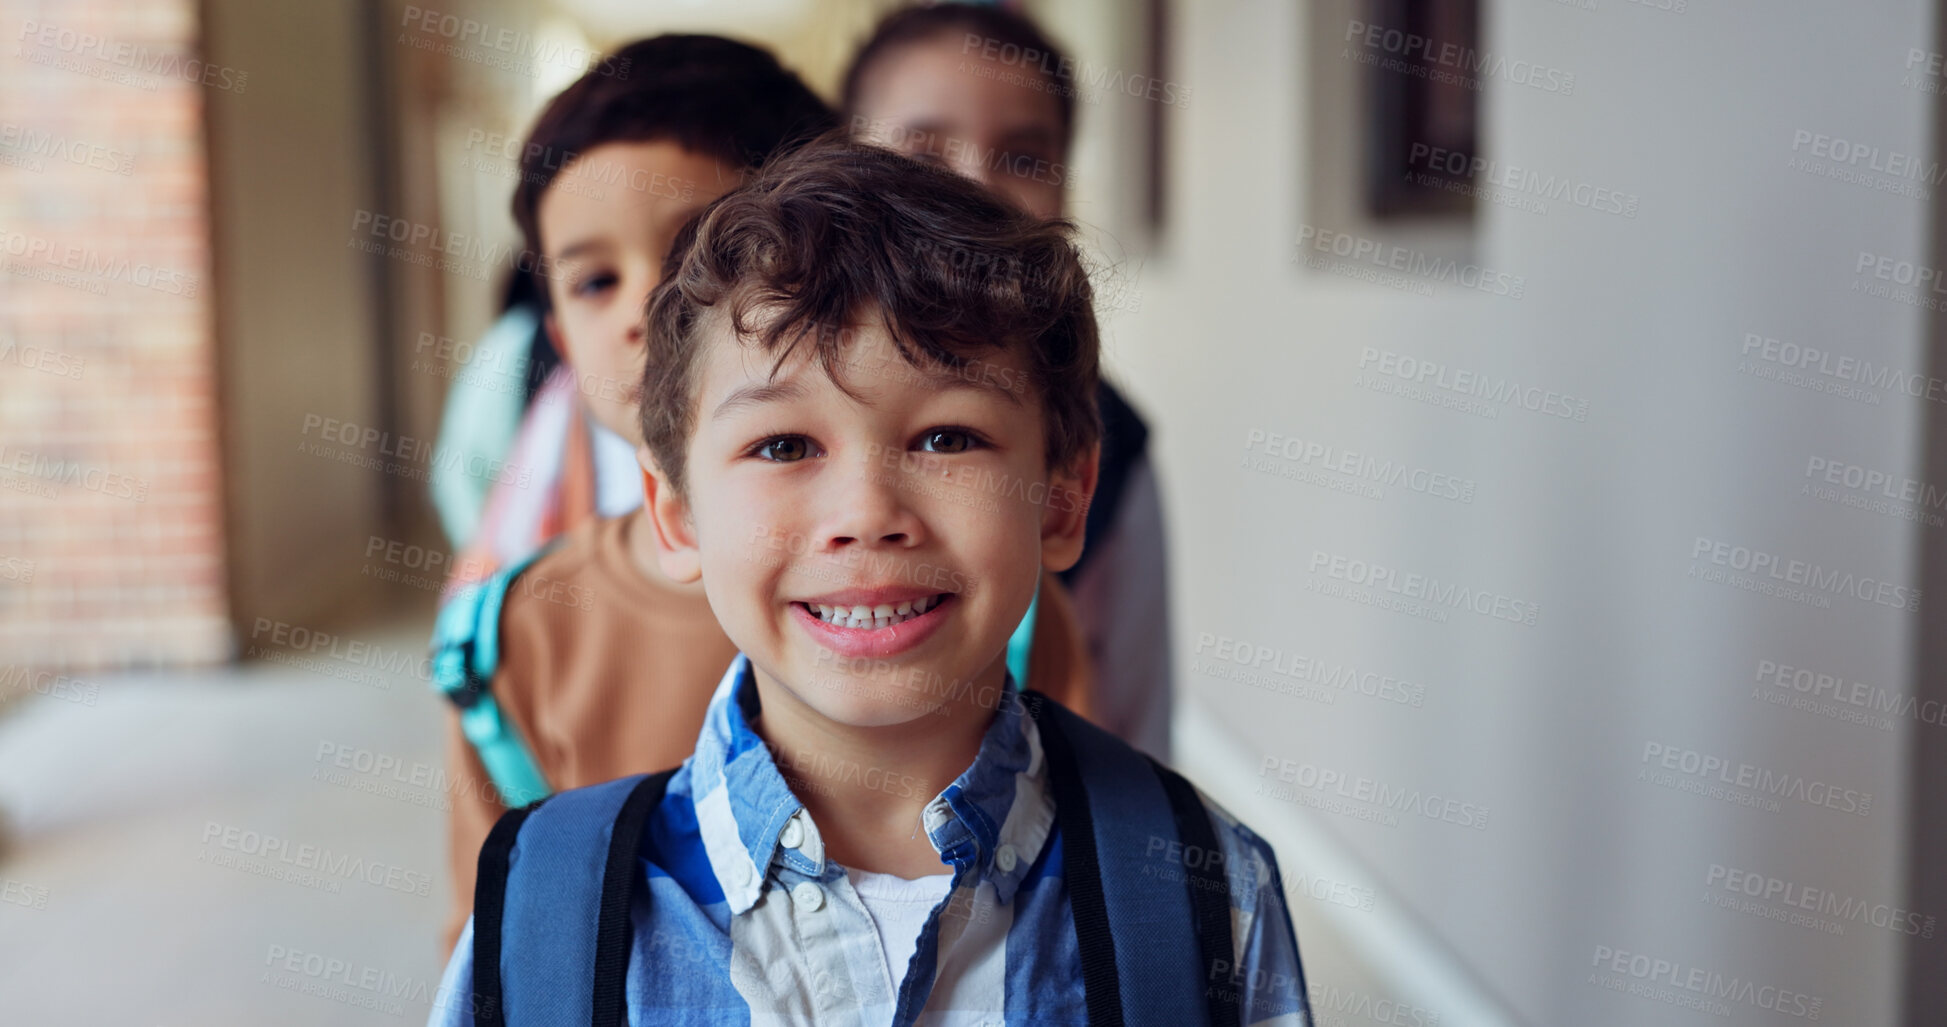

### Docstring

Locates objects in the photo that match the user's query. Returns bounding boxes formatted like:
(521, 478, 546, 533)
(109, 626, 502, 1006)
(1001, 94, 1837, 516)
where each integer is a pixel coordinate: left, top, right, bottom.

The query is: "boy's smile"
(642, 311, 1095, 729)
(789, 587, 958, 660)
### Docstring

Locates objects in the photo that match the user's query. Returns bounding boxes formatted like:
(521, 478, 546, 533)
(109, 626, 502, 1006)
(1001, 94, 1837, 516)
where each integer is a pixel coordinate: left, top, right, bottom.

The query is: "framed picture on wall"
(1358, 0, 1480, 220)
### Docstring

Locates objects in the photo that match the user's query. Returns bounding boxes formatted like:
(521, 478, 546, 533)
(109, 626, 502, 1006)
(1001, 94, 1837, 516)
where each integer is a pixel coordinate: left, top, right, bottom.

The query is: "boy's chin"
(789, 676, 952, 729)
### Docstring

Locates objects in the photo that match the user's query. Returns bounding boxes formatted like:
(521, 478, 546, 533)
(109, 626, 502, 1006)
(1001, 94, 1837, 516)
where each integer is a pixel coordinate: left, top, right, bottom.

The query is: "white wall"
(1076, 1, 1933, 1023)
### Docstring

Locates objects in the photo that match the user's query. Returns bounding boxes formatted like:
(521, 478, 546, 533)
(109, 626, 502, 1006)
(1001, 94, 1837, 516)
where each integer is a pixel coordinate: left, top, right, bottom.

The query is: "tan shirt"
(441, 511, 1095, 950)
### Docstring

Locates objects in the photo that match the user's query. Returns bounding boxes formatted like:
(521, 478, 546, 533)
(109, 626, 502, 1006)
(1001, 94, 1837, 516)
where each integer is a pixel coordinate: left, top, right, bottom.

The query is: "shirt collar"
(690, 653, 1054, 915)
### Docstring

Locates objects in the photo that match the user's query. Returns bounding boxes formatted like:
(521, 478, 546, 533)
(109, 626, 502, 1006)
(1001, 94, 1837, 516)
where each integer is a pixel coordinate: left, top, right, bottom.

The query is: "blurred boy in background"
(430, 34, 826, 948)
(844, 3, 1176, 760)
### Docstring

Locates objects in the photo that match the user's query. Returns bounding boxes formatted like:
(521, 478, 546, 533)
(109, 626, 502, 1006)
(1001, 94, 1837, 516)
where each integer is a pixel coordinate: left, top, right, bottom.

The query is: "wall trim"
(1175, 691, 1527, 1027)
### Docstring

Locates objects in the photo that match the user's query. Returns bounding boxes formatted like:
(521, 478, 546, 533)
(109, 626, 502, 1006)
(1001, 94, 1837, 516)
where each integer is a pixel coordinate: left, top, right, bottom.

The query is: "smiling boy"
(432, 34, 1109, 958)
(429, 140, 1309, 1025)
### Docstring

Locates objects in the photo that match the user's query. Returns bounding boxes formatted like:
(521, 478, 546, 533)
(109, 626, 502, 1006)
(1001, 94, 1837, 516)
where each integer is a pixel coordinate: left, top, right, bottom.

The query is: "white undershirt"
(845, 867, 956, 991)
(589, 416, 645, 518)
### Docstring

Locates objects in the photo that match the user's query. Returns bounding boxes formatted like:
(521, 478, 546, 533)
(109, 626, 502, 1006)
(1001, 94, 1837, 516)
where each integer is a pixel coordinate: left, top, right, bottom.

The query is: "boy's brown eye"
(757, 437, 810, 462)
(920, 430, 973, 454)
(571, 271, 618, 298)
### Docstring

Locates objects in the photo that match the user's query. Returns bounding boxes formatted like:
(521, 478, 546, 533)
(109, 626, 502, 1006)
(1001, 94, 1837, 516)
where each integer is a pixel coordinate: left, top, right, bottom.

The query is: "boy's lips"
(789, 592, 955, 660)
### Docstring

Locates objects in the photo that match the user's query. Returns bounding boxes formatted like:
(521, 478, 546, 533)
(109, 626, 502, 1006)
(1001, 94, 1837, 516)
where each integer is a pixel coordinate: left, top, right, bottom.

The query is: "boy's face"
(851, 38, 1066, 220)
(537, 140, 740, 443)
(642, 316, 1096, 728)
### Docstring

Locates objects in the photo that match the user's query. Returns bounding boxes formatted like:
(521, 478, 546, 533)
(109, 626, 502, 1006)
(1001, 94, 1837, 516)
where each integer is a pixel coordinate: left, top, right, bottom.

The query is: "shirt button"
(779, 816, 805, 850)
(792, 881, 826, 912)
(995, 844, 1018, 873)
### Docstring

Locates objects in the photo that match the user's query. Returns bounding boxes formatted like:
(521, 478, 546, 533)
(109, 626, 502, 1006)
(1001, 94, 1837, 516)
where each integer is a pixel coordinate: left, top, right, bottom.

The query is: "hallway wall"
(1087, 1, 1932, 1023)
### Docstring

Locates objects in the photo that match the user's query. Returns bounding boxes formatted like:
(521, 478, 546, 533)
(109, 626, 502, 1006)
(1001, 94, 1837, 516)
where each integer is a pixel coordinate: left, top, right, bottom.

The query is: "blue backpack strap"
(1022, 690, 1122, 1026)
(472, 769, 677, 1026)
(1152, 756, 1243, 1027)
(1023, 690, 1236, 1026)
(429, 544, 560, 808)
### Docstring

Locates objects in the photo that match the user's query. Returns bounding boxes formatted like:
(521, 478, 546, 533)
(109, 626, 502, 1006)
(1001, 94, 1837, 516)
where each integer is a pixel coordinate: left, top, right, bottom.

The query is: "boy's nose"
(626, 281, 656, 344)
(820, 465, 924, 551)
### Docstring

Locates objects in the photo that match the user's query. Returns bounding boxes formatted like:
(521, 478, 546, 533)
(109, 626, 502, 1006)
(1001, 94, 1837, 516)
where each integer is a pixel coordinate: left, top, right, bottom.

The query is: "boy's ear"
(1040, 443, 1100, 574)
(637, 444, 702, 584)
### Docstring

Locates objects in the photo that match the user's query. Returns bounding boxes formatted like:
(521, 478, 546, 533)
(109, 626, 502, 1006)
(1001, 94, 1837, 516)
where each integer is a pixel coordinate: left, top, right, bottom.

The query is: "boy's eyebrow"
(894, 119, 956, 146)
(911, 368, 1027, 407)
(998, 124, 1058, 150)
(711, 378, 809, 421)
(552, 237, 611, 263)
(710, 364, 1026, 421)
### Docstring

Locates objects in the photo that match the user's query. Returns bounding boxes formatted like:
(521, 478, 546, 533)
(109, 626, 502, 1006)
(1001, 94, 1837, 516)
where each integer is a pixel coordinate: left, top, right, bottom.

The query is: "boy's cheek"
(699, 503, 782, 603)
(550, 310, 593, 369)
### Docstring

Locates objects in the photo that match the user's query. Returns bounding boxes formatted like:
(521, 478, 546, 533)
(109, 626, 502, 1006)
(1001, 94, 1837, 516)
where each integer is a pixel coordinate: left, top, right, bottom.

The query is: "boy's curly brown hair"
(639, 135, 1101, 500)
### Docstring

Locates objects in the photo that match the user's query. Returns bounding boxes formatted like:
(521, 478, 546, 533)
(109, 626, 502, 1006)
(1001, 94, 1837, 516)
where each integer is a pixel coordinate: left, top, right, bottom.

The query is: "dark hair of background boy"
(640, 137, 1102, 501)
(511, 34, 838, 295)
(841, 2, 1082, 149)
(840, 3, 1077, 152)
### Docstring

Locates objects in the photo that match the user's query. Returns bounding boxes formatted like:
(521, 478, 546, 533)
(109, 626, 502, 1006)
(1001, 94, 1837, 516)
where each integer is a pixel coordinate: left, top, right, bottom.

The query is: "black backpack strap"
(591, 769, 677, 1027)
(1024, 692, 1124, 1027)
(1027, 690, 1243, 1026)
(1152, 758, 1243, 1027)
(470, 768, 677, 1027)
(472, 798, 545, 1026)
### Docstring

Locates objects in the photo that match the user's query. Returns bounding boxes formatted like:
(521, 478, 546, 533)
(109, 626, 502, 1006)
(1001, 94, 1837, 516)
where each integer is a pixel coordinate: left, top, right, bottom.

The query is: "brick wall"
(0, 0, 230, 672)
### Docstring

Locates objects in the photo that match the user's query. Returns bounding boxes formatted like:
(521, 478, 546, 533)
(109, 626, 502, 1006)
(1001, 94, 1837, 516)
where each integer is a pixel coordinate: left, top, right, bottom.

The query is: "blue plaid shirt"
(430, 653, 1310, 1025)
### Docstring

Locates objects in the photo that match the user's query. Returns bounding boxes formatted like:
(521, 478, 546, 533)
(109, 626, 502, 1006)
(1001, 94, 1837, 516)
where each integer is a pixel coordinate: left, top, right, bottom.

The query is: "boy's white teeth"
(808, 595, 942, 628)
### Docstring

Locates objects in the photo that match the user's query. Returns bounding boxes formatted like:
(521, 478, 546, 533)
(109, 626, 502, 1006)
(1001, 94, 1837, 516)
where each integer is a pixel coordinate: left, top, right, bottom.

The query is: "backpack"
(429, 543, 562, 809)
(430, 549, 1043, 812)
(468, 690, 1245, 1027)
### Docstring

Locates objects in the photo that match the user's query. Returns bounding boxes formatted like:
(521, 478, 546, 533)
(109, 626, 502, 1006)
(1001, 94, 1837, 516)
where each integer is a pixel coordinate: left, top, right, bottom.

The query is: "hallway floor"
(0, 619, 454, 1026)
(0, 620, 1408, 1026)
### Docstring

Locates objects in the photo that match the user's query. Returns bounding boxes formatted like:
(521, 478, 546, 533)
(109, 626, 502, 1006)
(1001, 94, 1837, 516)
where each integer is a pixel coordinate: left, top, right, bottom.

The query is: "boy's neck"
(750, 661, 1006, 879)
